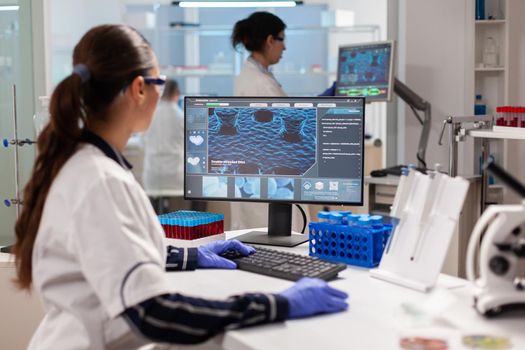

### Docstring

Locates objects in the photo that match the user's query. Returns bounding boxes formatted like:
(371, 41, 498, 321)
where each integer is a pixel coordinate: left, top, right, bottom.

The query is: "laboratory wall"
(399, 0, 525, 202)
(49, 0, 124, 87)
(398, 0, 469, 169)
(505, 0, 525, 203)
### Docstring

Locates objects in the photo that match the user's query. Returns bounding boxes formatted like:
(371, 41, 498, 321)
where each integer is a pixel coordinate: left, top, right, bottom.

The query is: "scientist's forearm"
(124, 292, 288, 344)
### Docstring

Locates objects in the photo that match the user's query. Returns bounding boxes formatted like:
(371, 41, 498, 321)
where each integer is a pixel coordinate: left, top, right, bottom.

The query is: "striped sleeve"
(166, 246, 198, 271)
(123, 292, 289, 344)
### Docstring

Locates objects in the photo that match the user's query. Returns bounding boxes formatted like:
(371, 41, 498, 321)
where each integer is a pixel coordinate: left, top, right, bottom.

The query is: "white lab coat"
(142, 100, 184, 194)
(29, 144, 172, 349)
(234, 56, 287, 97)
(231, 57, 310, 232)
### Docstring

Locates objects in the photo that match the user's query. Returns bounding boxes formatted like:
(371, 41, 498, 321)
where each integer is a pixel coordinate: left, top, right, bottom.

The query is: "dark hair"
(161, 78, 179, 101)
(13, 24, 155, 290)
(231, 12, 286, 52)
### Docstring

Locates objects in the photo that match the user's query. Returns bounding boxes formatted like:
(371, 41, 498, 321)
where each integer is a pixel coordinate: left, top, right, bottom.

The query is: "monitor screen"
(336, 41, 395, 102)
(184, 96, 365, 246)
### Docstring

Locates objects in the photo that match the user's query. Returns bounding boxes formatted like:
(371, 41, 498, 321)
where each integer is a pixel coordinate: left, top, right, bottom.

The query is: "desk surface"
(165, 230, 525, 350)
(4, 233, 525, 349)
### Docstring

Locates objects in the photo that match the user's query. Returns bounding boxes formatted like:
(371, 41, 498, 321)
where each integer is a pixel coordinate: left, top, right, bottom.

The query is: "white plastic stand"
(370, 170, 470, 292)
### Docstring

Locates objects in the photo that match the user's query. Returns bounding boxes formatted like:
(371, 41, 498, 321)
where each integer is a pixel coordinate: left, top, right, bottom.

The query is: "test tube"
(511, 107, 518, 127)
(495, 106, 503, 126)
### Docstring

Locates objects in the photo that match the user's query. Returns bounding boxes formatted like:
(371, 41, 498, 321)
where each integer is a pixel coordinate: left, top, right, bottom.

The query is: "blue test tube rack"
(308, 219, 393, 268)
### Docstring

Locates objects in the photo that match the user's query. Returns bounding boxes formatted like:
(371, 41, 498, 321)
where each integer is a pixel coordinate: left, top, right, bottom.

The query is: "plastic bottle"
(474, 95, 487, 115)
(33, 96, 50, 138)
(329, 212, 343, 225)
(483, 36, 498, 67)
(357, 216, 372, 228)
(347, 214, 360, 226)
(476, 0, 485, 20)
(317, 211, 330, 223)
(369, 215, 383, 228)
(339, 211, 352, 225)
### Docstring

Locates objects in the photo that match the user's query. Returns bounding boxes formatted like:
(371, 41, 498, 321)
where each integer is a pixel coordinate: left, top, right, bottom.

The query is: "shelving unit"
(463, 0, 509, 190)
(145, 25, 379, 96)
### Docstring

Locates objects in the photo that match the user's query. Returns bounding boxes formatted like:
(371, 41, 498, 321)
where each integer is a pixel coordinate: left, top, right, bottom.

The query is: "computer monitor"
(184, 96, 366, 247)
(336, 40, 395, 102)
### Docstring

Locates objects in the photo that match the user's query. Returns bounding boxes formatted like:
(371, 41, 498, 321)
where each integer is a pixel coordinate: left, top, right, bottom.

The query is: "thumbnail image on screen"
(336, 41, 394, 102)
(184, 97, 365, 206)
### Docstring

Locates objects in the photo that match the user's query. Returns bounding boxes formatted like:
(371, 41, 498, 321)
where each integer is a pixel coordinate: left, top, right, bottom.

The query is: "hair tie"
(72, 64, 91, 83)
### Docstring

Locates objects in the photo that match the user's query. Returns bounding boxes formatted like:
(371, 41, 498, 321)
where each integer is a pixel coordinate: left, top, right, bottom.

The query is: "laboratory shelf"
(475, 19, 506, 25)
(474, 66, 505, 72)
(468, 129, 525, 140)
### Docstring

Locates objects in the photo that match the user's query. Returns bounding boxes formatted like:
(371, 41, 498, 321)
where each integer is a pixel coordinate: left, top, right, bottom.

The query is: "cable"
(295, 204, 307, 234)
(417, 154, 427, 169)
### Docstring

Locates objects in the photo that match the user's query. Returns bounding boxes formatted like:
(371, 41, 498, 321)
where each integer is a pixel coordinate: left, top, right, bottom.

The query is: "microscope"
(466, 159, 525, 316)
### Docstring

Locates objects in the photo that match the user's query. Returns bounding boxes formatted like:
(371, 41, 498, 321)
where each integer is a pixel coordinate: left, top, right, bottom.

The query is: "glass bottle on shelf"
(483, 36, 498, 67)
(476, 0, 485, 20)
(475, 94, 487, 115)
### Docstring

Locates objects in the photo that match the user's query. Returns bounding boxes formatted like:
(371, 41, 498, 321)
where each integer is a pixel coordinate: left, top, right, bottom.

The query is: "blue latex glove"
(318, 81, 336, 96)
(197, 239, 255, 269)
(279, 277, 348, 319)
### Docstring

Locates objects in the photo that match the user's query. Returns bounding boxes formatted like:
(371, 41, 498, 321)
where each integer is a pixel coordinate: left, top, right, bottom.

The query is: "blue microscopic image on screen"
(202, 176, 228, 197)
(207, 107, 316, 176)
(268, 177, 294, 200)
(339, 46, 390, 86)
(234, 177, 261, 199)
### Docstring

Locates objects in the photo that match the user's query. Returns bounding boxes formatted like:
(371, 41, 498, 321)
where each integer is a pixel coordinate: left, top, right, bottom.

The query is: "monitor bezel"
(335, 40, 396, 102)
(183, 96, 365, 206)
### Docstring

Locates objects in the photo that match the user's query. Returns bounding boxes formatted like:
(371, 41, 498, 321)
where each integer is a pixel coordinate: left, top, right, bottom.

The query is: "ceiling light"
(0, 5, 19, 11)
(173, 1, 302, 8)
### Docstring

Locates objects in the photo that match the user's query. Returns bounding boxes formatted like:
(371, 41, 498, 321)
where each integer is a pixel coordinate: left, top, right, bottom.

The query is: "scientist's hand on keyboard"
(197, 239, 255, 269)
(279, 277, 349, 319)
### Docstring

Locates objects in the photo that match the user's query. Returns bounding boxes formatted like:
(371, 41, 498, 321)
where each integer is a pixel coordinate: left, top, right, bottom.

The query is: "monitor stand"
(236, 203, 309, 247)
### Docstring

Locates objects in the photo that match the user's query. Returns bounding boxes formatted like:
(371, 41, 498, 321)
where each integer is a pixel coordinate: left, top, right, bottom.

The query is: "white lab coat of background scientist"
(142, 79, 184, 194)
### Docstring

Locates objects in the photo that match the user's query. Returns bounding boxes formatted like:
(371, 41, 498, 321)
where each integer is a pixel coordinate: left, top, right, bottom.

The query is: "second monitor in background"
(336, 40, 395, 102)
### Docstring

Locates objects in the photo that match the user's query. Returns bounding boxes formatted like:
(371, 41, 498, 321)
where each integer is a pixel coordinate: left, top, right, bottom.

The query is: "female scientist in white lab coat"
(13, 24, 347, 349)
(230, 12, 329, 231)
(142, 78, 184, 195)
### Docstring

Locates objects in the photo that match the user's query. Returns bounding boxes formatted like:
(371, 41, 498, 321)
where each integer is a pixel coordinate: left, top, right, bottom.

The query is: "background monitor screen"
(184, 96, 365, 206)
(336, 40, 395, 102)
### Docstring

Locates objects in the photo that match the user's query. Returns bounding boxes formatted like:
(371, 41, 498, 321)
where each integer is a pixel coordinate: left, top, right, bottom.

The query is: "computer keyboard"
(220, 246, 347, 281)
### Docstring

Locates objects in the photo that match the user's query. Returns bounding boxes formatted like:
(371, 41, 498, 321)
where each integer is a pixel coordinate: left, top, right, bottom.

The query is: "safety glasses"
(144, 74, 167, 94)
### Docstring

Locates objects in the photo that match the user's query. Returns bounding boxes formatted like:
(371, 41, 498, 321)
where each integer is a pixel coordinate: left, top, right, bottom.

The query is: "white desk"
(165, 230, 525, 350)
